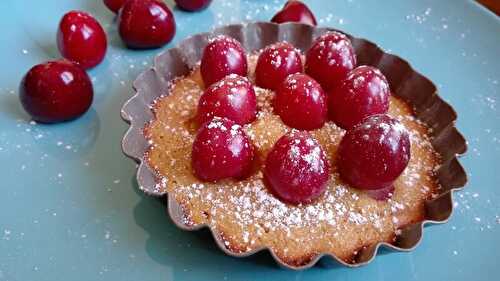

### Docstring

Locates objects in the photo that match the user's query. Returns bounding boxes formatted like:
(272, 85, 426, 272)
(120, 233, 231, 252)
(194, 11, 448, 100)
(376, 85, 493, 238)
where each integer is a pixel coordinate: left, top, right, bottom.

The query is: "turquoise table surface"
(1, 0, 499, 280)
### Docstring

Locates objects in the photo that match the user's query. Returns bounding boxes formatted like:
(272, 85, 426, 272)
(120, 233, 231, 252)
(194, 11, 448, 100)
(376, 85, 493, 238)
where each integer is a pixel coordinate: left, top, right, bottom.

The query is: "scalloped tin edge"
(120, 22, 468, 270)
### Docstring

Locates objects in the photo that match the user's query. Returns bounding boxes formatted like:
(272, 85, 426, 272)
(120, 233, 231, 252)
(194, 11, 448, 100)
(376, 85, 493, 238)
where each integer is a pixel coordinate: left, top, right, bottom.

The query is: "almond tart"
(121, 22, 467, 269)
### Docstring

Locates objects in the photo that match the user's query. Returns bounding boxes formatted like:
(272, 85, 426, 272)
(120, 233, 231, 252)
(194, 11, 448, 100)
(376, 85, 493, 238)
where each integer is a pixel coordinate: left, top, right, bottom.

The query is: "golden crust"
(144, 57, 441, 267)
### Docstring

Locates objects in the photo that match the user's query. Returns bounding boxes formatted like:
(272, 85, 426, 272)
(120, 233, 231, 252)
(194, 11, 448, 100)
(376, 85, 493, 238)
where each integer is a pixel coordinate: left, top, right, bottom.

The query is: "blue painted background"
(0, 0, 499, 280)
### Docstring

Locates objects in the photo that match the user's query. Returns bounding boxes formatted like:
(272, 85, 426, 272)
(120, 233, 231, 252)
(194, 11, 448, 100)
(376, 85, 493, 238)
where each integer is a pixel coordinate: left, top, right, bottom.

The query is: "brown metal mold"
(120, 22, 468, 270)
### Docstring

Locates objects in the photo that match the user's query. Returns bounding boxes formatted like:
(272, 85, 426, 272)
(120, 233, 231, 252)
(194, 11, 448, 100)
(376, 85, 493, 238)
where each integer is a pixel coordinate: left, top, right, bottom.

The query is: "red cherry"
(200, 35, 248, 87)
(19, 60, 93, 123)
(337, 114, 410, 190)
(329, 66, 391, 129)
(271, 0, 317, 26)
(103, 0, 126, 13)
(197, 74, 257, 125)
(192, 117, 255, 181)
(255, 42, 303, 91)
(175, 0, 212, 11)
(56, 11, 107, 69)
(118, 0, 176, 49)
(365, 184, 395, 201)
(274, 73, 327, 130)
(305, 31, 356, 91)
(264, 130, 329, 204)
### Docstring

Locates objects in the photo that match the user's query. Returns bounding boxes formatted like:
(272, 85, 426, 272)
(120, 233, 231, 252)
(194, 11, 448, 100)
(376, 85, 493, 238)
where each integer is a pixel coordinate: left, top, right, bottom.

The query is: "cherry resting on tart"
(57, 11, 107, 69)
(192, 117, 255, 182)
(305, 31, 356, 91)
(264, 130, 329, 204)
(271, 0, 317, 26)
(201, 35, 248, 87)
(255, 42, 303, 91)
(118, 0, 176, 49)
(175, 0, 212, 11)
(19, 60, 93, 123)
(197, 74, 256, 126)
(329, 65, 391, 129)
(337, 114, 410, 190)
(103, 0, 126, 13)
(274, 73, 327, 130)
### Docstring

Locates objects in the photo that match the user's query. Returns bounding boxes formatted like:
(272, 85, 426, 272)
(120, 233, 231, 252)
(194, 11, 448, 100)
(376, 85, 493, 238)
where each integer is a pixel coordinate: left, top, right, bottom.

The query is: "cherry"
(175, 0, 212, 11)
(337, 114, 410, 190)
(103, 0, 126, 13)
(329, 66, 391, 129)
(255, 42, 303, 91)
(197, 74, 257, 126)
(192, 117, 255, 181)
(19, 60, 93, 123)
(271, 0, 317, 26)
(200, 35, 247, 87)
(264, 130, 329, 204)
(274, 73, 327, 130)
(305, 31, 356, 91)
(57, 11, 107, 69)
(118, 0, 176, 49)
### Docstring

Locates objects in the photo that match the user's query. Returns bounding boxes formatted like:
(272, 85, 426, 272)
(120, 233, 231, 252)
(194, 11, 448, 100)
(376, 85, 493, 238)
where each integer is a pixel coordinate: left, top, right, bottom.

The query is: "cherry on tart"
(192, 117, 255, 182)
(200, 36, 248, 87)
(305, 31, 356, 91)
(197, 74, 256, 126)
(118, 0, 176, 49)
(175, 0, 212, 11)
(255, 42, 303, 91)
(274, 73, 327, 130)
(271, 0, 317, 26)
(103, 0, 126, 13)
(329, 65, 391, 129)
(337, 114, 410, 191)
(19, 60, 93, 123)
(57, 11, 107, 69)
(264, 130, 329, 204)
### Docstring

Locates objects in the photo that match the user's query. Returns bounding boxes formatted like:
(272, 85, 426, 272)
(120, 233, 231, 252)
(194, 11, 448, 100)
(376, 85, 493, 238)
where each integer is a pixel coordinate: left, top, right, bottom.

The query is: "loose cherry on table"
(57, 11, 107, 69)
(191, 117, 255, 182)
(118, 0, 176, 49)
(271, 0, 317, 26)
(305, 31, 357, 91)
(255, 42, 303, 91)
(197, 74, 257, 126)
(174, 0, 212, 11)
(264, 130, 329, 204)
(19, 60, 93, 123)
(329, 65, 391, 129)
(274, 73, 328, 130)
(103, 0, 126, 13)
(337, 114, 410, 191)
(200, 35, 248, 87)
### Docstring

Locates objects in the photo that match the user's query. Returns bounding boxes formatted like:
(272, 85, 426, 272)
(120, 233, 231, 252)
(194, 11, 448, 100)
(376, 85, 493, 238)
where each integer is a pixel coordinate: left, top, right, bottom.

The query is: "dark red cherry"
(103, 0, 126, 13)
(329, 66, 390, 129)
(19, 60, 93, 123)
(264, 130, 329, 204)
(365, 184, 395, 201)
(118, 0, 176, 49)
(255, 42, 303, 91)
(274, 73, 327, 130)
(57, 11, 107, 69)
(271, 0, 317, 26)
(305, 31, 356, 91)
(175, 0, 212, 11)
(192, 117, 255, 181)
(200, 35, 247, 87)
(337, 114, 410, 190)
(197, 74, 257, 125)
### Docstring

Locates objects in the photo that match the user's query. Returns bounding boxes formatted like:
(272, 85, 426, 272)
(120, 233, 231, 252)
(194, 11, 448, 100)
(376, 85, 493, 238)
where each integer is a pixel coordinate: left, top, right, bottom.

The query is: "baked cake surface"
(144, 55, 441, 266)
